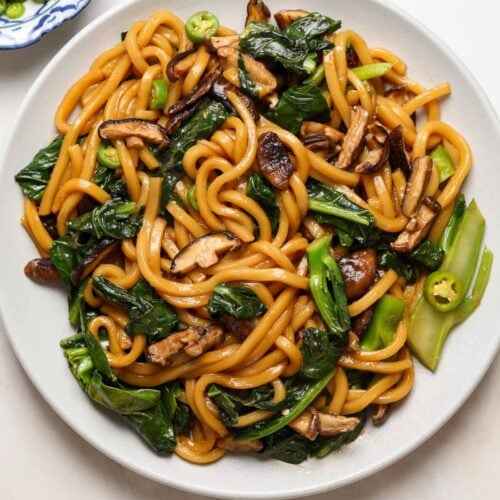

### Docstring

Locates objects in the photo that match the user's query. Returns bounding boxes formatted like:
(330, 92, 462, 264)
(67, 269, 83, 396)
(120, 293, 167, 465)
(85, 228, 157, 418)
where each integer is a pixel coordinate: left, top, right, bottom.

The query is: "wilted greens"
(208, 283, 267, 320)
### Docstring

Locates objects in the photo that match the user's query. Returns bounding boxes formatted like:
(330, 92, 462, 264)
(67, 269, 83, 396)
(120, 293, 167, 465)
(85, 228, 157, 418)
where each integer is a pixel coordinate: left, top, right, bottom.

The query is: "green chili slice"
(97, 142, 121, 169)
(6, 2, 25, 20)
(424, 270, 463, 312)
(149, 79, 168, 110)
(0, 0, 6, 17)
(185, 11, 219, 43)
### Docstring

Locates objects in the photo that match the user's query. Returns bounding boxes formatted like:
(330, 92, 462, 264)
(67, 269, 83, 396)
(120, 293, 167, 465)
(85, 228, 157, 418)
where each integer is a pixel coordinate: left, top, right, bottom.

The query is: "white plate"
(0, 0, 498, 498)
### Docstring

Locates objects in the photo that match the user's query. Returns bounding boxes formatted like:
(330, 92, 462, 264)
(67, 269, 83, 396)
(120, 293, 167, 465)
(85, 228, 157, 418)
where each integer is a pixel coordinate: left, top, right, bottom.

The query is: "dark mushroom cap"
(24, 258, 59, 285)
(170, 231, 242, 277)
(338, 248, 378, 300)
(388, 125, 411, 176)
(354, 123, 390, 174)
(211, 77, 259, 121)
(166, 47, 197, 82)
(257, 131, 294, 190)
(274, 9, 310, 30)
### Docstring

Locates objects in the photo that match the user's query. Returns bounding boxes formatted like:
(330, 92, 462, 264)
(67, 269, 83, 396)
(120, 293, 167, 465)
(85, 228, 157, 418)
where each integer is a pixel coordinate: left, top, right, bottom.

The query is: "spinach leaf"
(238, 54, 259, 98)
(207, 385, 240, 426)
(408, 240, 444, 272)
(307, 181, 375, 226)
(207, 283, 267, 320)
(378, 250, 416, 283)
(300, 328, 344, 380)
(162, 382, 192, 436)
(284, 12, 341, 46)
(68, 278, 89, 327)
(92, 276, 179, 340)
(246, 173, 280, 234)
(15, 136, 64, 201)
(93, 163, 128, 199)
(267, 84, 330, 134)
(127, 396, 177, 455)
(80, 307, 116, 382)
(240, 22, 308, 74)
(50, 234, 79, 292)
(87, 372, 160, 414)
(158, 100, 229, 207)
(261, 428, 310, 464)
(240, 14, 340, 75)
(66, 198, 140, 240)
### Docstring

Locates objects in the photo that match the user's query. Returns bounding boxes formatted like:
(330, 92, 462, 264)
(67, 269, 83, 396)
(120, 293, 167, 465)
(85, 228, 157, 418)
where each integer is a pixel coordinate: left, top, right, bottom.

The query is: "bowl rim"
(0, 0, 499, 497)
(0, 0, 92, 50)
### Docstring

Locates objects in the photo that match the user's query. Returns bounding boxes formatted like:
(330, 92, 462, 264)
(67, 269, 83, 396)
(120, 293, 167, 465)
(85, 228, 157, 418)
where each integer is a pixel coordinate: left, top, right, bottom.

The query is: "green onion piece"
(431, 144, 456, 183)
(351, 62, 393, 81)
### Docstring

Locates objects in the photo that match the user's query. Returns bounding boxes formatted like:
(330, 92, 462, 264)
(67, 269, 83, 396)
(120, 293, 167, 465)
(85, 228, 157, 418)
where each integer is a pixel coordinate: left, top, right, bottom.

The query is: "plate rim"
(0, 0, 499, 497)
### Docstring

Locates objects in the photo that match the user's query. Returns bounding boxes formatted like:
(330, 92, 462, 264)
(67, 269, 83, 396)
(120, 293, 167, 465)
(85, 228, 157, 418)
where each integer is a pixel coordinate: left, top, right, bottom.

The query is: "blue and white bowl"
(0, 0, 91, 50)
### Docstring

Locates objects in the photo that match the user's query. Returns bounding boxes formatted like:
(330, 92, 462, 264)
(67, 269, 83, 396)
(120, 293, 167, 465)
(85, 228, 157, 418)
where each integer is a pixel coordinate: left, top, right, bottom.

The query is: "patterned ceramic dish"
(0, 0, 91, 50)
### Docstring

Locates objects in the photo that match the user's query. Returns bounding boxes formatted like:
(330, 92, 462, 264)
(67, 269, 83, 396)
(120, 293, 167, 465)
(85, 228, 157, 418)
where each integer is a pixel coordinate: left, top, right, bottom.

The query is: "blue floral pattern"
(0, 0, 91, 50)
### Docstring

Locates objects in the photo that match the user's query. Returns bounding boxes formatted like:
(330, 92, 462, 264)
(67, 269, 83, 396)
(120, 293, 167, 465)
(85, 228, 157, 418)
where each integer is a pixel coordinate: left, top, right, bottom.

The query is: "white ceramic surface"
(0, 0, 498, 498)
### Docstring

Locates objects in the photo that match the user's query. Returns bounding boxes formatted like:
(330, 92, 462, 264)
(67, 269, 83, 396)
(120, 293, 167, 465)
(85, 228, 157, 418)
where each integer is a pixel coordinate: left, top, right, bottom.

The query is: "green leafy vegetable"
(431, 144, 456, 183)
(408, 240, 444, 272)
(207, 385, 240, 426)
(261, 428, 310, 464)
(87, 372, 160, 414)
(304, 63, 325, 86)
(408, 200, 493, 370)
(15, 135, 63, 201)
(235, 369, 335, 441)
(208, 283, 267, 320)
(93, 163, 128, 199)
(300, 328, 344, 380)
(377, 250, 416, 283)
(360, 295, 406, 351)
(267, 84, 330, 135)
(92, 277, 179, 340)
(68, 278, 89, 327)
(439, 193, 466, 253)
(246, 173, 280, 234)
(66, 198, 140, 240)
(307, 181, 375, 226)
(63, 345, 95, 388)
(238, 54, 259, 98)
(240, 13, 340, 75)
(50, 234, 79, 292)
(306, 235, 351, 335)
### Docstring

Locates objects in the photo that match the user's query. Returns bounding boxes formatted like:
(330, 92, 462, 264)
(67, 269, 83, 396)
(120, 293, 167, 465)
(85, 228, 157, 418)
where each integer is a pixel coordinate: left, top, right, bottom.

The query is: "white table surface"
(0, 1, 499, 498)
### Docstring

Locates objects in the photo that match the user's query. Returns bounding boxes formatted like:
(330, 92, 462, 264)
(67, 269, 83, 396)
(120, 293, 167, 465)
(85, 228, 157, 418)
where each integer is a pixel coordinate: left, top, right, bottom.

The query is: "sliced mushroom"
(261, 91, 279, 110)
(125, 136, 145, 149)
(390, 196, 441, 252)
(388, 125, 411, 176)
(302, 135, 331, 152)
(217, 46, 277, 98)
(24, 258, 59, 284)
(338, 249, 377, 300)
(257, 131, 294, 190)
(211, 77, 259, 121)
(384, 85, 412, 107)
(219, 315, 257, 339)
(346, 44, 360, 68)
(289, 407, 319, 441)
(317, 412, 360, 436)
(98, 119, 169, 150)
(217, 436, 263, 452)
(166, 47, 197, 82)
(170, 231, 241, 278)
(372, 404, 390, 426)
(354, 123, 390, 174)
(334, 106, 369, 170)
(348, 331, 360, 352)
(245, 0, 271, 26)
(165, 99, 203, 136)
(351, 307, 374, 337)
(401, 156, 433, 218)
(147, 325, 224, 367)
(205, 34, 241, 52)
(40, 214, 59, 239)
(167, 66, 222, 116)
(274, 9, 309, 30)
(300, 121, 344, 144)
(71, 238, 118, 286)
